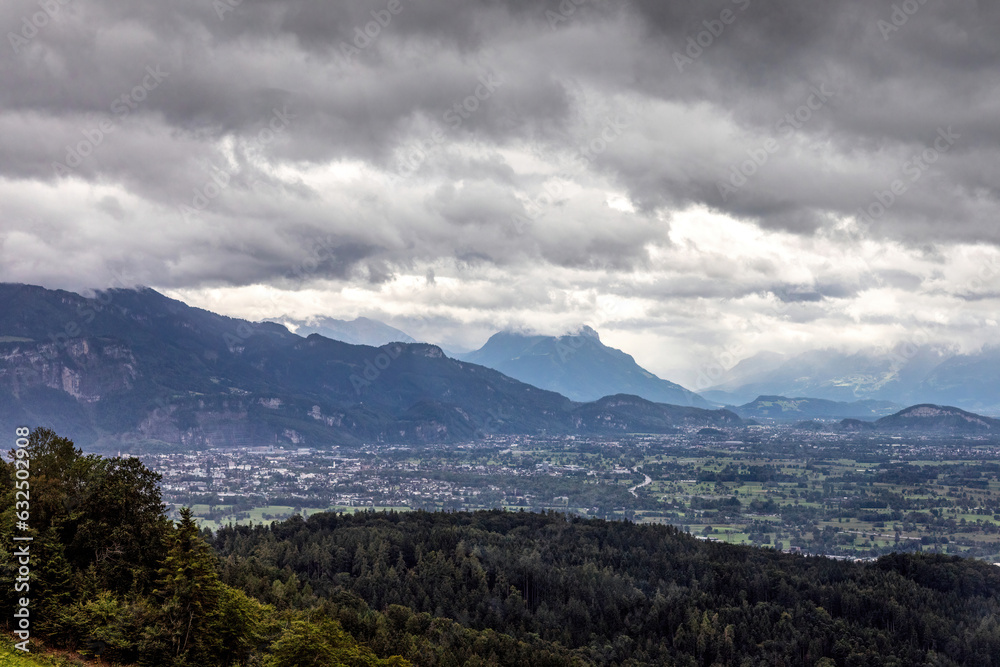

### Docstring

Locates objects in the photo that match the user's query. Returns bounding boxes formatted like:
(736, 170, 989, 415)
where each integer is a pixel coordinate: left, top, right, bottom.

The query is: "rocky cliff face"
(0, 339, 137, 402)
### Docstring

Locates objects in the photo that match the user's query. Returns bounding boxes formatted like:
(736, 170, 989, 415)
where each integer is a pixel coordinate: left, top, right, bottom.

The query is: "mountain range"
(811, 405, 1000, 434)
(2, 283, 997, 451)
(731, 395, 901, 421)
(704, 346, 1000, 415)
(460, 327, 709, 407)
(0, 284, 738, 450)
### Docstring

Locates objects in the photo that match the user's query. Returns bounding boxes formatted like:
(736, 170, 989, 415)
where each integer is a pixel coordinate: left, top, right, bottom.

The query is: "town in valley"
(136, 425, 1000, 561)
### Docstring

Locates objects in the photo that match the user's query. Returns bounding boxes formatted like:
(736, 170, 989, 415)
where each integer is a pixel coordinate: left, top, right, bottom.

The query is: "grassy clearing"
(191, 503, 412, 529)
(0, 638, 89, 666)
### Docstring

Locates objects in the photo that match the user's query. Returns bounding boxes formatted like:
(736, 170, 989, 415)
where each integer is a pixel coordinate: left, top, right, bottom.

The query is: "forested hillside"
(214, 510, 1000, 666)
(6, 429, 1000, 665)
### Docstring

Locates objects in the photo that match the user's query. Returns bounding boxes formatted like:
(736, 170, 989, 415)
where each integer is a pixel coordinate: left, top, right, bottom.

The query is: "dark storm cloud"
(1, 0, 999, 296)
(612, 0, 1000, 242)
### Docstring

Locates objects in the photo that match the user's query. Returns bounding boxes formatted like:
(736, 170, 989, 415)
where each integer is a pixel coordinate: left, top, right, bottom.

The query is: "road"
(629, 473, 652, 497)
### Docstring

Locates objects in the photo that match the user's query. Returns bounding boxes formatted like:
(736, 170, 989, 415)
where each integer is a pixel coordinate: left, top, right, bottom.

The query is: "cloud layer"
(2, 0, 999, 384)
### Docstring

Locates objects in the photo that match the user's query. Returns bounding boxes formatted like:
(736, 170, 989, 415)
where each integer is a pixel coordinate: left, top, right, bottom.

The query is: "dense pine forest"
(214, 511, 1000, 666)
(5, 429, 1000, 665)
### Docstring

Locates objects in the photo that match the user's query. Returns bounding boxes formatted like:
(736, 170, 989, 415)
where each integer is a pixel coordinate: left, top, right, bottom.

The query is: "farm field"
(188, 503, 411, 530)
(632, 451, 1000, 559)
(163, 431, 1000, 561)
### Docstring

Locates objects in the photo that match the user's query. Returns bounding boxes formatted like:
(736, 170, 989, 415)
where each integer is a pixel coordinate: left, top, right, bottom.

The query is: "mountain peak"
(897, 404, 957, 418)
(463, 327, 708, 407)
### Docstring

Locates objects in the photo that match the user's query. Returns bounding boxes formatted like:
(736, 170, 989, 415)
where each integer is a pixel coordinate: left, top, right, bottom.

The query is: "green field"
(632, 452, 1000, 558)
(189, 503, 411, 530)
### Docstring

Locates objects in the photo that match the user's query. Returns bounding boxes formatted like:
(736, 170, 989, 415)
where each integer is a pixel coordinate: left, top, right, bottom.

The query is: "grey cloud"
(875, 269, 923, 291)
(4, 0, 996, 248)
(771, 287, 824, 304)
(2, 0, 1000, 366)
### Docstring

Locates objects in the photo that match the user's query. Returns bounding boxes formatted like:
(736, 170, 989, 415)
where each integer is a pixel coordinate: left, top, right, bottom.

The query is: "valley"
(156, 426, 1000, 561)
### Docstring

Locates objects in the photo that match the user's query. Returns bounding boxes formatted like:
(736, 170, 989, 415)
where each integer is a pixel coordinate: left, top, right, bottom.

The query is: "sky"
(2, 0, 999, 387)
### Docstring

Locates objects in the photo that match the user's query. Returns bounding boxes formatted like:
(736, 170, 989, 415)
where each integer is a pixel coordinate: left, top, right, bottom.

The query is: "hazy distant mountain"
(834, 418, 877, 432)
(795, 404, 1000, 434)
(704, 347, 953, 404)
(702, 346, 1000, 415)
(462, 327, 709, 407)
(282, 316, 416, 347)
(0, 284, 738, 450)
(733, 395, 900, 421)
(874, 404, 1000, 433)
(572, 394, 739, 433)
(917, 347, 1000, 415)
(700, 351, 787, 400)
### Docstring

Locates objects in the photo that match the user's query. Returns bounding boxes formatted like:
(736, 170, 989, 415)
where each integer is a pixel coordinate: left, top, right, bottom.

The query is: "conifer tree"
(150, 507, 224, 664)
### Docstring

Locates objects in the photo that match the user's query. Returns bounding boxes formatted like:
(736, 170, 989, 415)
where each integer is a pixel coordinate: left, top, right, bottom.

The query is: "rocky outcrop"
(0, 339, 137, 403)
